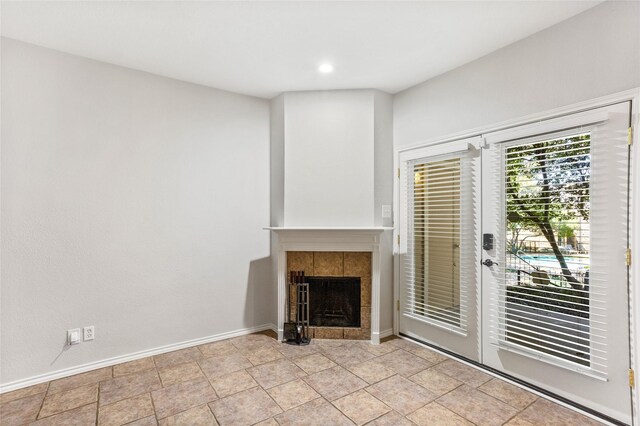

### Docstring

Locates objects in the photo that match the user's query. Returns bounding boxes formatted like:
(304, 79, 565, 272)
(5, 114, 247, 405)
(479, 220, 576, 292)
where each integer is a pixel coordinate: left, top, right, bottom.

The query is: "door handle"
(482, 259, 498, 267)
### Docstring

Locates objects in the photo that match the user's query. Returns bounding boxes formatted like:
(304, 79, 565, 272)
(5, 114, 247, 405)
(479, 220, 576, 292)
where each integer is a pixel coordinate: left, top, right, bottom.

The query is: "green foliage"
(505, 133, 590, 288)
(506, 133, 590, 226)
(557, 223, 576, 239)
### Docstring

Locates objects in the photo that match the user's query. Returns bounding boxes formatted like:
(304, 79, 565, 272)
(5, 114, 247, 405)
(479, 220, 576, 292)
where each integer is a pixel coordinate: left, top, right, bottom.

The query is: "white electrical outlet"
(83, 326, 95, 341)
(382, 205, 392, 218)
(67, 328, 81, 345)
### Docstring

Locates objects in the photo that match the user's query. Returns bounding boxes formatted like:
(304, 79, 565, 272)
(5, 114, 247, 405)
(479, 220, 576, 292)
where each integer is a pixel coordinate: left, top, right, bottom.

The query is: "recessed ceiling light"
(318, 63, 334, 73)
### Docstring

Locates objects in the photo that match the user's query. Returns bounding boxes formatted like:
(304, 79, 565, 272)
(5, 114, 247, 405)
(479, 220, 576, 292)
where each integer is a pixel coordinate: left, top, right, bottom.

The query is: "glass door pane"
(503, 133, 593, 367)
(412, 158, 461, 326)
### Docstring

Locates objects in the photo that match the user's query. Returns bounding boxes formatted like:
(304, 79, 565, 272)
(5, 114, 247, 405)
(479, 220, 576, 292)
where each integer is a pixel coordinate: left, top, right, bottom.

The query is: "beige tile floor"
(0, 333, 605, 426)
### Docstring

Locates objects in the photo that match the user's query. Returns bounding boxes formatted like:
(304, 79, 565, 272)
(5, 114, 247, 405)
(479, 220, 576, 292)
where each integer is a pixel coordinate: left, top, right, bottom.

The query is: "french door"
(398, 102, 632, 423)
(398, 136, 482, 361)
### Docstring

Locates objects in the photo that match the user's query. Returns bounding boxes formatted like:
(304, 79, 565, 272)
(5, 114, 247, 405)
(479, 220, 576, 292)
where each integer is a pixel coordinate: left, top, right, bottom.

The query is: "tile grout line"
(432, 380, 513, 425)
(193, 350, 225, 422)
(33, 380, 51, 422)
(31, 402, 98, 423)
(474, 377, 540, 414)
(499, 396, 540, 425)
(152, 371, 218, 422)
(95, 372, 104, 426)
(261, 380, 287, 421)
(147, 383, 159, 425)
(342, 345, 475, 424)
(349, 385, 394, 423)
(206, 402, 220, 425)
(365, 371, 433, 422)
(31, 377, 103, 423)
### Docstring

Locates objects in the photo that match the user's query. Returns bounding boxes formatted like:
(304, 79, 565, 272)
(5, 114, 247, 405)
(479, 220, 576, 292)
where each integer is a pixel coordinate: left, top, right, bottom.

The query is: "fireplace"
(268, 227, 388, 343)
(287, 251, 371, 340)
(308, 276, 361, 327)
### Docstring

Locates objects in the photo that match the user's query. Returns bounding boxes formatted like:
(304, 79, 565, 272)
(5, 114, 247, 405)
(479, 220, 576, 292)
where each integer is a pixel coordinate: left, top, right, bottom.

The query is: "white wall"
(394, 1, 640, 147)
(269, 94, 286, 327)
(270, 94, 285, 228)
(283, 91, 374, 227)
(0, 38, 271, 385)
(372, 91, 394, 333)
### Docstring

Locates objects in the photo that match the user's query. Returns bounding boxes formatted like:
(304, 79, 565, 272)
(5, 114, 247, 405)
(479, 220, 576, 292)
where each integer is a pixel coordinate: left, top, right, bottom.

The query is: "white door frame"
(396, 137, 482, 360)
(393, 87, 640, 424)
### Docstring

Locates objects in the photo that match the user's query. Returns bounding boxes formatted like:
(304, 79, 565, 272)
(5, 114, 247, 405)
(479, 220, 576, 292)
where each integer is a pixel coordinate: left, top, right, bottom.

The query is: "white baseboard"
(379, 328, 395, 339)
(370, 328, 394, 344)
(0, 323, 277, 394)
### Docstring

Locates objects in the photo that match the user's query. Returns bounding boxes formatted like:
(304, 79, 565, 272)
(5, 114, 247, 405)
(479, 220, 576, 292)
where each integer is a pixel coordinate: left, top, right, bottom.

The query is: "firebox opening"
(308, 276, 361, 328)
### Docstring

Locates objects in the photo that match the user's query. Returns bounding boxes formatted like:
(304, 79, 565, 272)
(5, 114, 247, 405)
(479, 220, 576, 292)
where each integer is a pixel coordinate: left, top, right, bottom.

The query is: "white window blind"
(403, 149, 478, 332)
(486, 126, 628, 377)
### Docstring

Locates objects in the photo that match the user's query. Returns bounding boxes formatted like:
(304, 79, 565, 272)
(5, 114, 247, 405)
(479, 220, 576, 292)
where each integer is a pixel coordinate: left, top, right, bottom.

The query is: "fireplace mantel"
(267, 227, 392, 344)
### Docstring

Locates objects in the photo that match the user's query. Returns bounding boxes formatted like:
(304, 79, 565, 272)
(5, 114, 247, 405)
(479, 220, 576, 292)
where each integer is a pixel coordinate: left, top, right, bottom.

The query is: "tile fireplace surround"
(267, 228, 390, 344)
(287, 251, 371, 340)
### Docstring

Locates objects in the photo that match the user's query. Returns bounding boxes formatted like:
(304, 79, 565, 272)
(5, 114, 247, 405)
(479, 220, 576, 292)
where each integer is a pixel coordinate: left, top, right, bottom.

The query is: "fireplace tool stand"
(285, 271, 310, 345)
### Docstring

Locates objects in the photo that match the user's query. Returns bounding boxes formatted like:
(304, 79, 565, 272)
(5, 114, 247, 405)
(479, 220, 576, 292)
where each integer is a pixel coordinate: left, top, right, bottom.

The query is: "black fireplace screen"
(307, 276, 361, 327)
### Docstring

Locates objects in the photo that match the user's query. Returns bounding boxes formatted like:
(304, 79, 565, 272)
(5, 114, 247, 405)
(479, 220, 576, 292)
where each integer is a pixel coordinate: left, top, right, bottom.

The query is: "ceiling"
(1, 1, 603, 99)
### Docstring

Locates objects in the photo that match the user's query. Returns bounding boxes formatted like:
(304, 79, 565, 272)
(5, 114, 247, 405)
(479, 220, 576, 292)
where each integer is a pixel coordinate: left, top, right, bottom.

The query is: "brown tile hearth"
(344, 327, 371, 340)
(313, 327, 344, 339)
